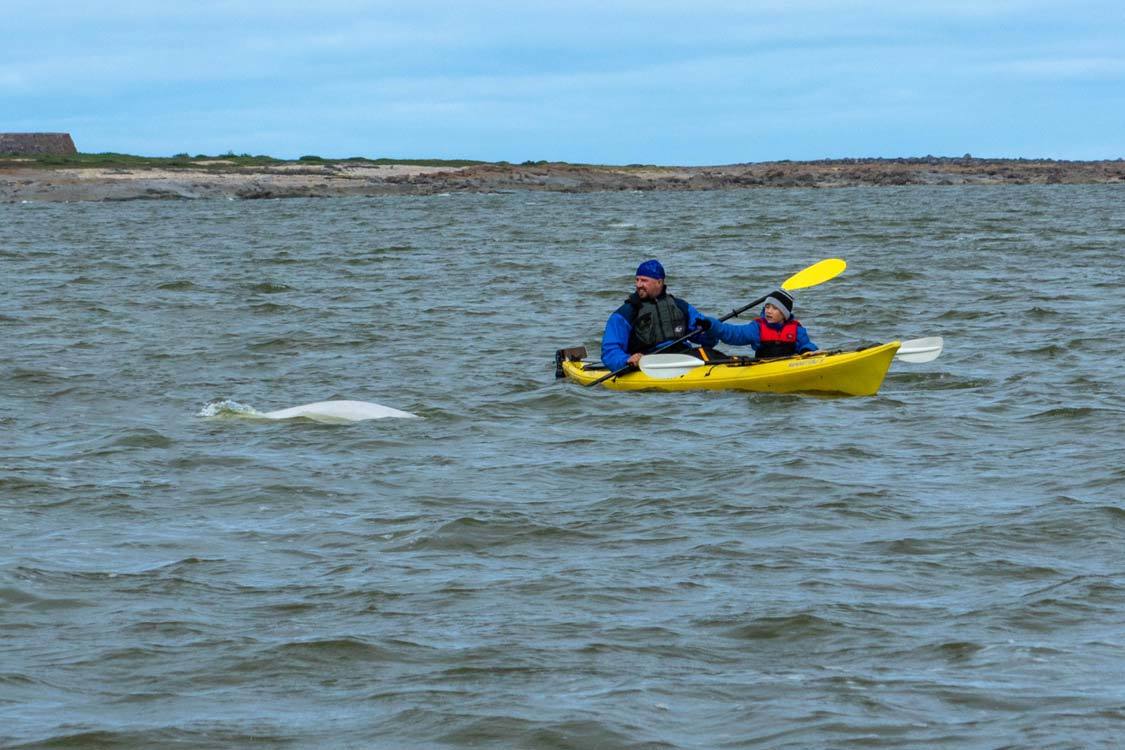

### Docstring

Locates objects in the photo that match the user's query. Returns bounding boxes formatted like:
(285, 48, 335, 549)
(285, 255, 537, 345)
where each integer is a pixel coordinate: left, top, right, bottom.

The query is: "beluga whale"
(200, 399, 418, 423)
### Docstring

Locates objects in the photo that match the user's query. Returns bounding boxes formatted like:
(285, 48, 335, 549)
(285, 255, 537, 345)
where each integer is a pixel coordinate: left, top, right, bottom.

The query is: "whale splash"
(199, 399, 418, 423)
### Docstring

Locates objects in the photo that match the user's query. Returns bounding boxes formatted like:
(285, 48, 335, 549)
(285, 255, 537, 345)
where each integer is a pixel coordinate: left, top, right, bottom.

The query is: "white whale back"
(200, 399, 417, 423)
(261, 400, 418, 422)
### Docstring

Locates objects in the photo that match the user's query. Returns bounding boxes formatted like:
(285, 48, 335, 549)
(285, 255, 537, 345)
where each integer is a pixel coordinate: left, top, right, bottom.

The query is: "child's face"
(763, 303, 785, 324)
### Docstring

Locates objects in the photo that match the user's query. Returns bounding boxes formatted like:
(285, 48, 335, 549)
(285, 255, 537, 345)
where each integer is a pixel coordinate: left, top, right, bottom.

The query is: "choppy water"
(3, 187, 1124, 749)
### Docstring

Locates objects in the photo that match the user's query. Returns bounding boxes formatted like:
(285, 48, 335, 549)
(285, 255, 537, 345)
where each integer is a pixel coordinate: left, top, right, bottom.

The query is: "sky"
(3, 0, 1124, 164)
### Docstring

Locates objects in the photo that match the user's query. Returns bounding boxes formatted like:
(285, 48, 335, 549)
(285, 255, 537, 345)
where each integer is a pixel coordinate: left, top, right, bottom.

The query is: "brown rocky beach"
(2, 156, 1124, 202)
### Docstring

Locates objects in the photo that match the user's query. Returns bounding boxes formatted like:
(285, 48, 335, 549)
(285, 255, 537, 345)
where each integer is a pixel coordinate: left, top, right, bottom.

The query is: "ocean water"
(2, 186, 1124, 749)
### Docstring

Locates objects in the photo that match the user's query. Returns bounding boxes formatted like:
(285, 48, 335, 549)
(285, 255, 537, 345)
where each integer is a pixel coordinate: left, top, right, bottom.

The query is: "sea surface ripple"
(2, 187, 1124, 748)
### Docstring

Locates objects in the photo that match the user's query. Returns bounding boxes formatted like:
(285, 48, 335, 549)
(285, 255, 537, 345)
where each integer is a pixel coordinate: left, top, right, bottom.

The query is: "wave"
(243, 281, 294, 294)
(155, 280, 197, 291)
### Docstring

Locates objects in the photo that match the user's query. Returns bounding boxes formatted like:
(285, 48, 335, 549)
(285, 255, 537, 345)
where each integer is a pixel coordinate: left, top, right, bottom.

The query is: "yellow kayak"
(560, 341, 901, 397)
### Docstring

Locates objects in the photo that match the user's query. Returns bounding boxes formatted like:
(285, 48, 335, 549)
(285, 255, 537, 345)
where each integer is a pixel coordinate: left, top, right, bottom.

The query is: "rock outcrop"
(3, 155, 1125, 202)
(0, 133, 78, 156)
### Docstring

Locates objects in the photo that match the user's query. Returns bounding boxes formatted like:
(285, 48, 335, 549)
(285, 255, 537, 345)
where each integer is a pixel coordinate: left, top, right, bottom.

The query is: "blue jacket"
(711, 313, 818, 355)
(601, 294, 720, 371)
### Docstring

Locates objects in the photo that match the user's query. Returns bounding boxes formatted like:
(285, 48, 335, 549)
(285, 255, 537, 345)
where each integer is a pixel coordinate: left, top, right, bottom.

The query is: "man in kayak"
(600, 259, 723, 370)
(709, 288, 818, 358)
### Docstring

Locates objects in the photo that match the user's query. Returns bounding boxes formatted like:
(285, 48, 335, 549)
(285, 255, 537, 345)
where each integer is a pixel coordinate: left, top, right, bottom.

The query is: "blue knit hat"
(635, 259, 665, 280)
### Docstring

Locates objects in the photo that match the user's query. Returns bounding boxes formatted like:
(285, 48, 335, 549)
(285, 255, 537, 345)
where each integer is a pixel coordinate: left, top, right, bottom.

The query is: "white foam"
(198, 399, 261, 418)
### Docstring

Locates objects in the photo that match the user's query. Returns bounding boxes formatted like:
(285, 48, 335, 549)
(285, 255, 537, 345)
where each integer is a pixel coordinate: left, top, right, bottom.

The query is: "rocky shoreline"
(2, 157, 1123, 202)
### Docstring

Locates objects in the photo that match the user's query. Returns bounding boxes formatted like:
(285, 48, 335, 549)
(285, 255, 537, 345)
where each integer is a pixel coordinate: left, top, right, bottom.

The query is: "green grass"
(355, 157, 492, 167)
(0, 152, 281, 169)
(0, 151, 500, 170)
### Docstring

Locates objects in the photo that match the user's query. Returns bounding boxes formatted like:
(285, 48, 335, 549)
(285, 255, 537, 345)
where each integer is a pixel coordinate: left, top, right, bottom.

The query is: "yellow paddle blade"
(781, 258, 846, 291)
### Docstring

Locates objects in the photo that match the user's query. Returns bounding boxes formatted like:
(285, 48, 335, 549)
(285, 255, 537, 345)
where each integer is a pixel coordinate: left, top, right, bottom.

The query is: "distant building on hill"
(0, 133, 78, 156)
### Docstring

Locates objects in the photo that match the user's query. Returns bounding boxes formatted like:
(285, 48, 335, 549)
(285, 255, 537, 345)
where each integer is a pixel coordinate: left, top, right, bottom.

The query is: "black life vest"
(755, 318, 800, 359)
(624, 291, 690, 353)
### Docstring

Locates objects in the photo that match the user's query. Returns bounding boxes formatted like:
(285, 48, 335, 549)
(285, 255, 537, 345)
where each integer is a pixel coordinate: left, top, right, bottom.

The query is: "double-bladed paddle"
(637, 336, 944, 379)
(892, 336, 943, 363)
(584, 258, 847, 387)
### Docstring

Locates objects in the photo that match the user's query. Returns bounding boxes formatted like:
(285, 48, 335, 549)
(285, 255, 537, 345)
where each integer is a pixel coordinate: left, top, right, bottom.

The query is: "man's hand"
(695, 317, 712, 331)
(627, 353, 643, 366)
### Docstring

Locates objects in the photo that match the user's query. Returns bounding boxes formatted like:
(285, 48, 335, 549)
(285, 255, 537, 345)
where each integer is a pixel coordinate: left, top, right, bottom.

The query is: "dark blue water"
(2, 187, 1124, 748)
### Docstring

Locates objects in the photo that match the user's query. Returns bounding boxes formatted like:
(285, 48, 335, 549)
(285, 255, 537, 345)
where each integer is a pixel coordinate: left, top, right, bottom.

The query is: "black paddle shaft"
(720, 295, 769, 323)
(583, 294, 769, 387)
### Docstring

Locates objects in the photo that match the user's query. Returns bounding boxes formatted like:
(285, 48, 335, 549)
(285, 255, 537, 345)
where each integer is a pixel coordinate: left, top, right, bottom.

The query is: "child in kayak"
(710, 289, 818, 359)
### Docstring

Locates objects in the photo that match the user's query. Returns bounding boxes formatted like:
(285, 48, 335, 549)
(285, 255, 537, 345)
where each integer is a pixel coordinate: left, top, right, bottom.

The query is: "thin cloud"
(992, 56, 1125, 79)
(4, 0, 1121, 160)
